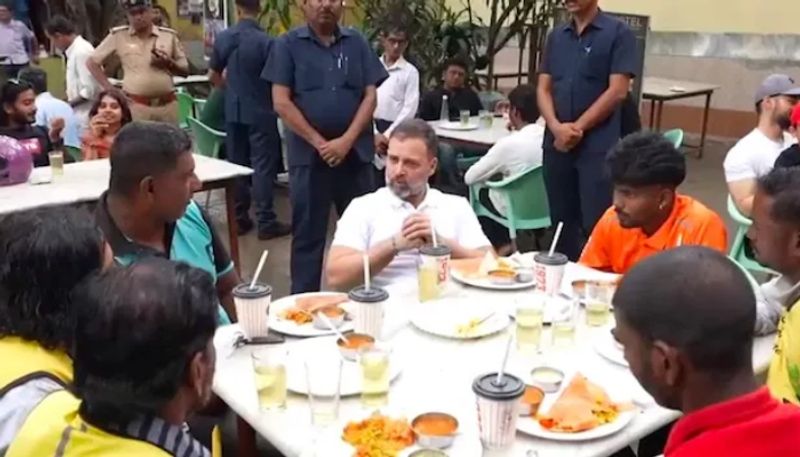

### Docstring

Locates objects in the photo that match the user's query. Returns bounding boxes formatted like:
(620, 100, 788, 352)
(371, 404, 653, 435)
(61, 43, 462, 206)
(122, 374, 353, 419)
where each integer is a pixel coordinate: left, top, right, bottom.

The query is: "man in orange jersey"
(580, 132, 727, 274)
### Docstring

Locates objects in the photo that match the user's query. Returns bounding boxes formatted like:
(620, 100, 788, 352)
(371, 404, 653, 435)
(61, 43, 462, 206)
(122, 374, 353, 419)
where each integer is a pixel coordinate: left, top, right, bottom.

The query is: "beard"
(387, 177, 426, 201)
(776, 111, 792, 130)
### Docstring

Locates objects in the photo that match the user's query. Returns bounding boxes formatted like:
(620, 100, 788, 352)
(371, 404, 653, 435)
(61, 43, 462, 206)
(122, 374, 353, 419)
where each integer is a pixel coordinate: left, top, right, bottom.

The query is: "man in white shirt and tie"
(373, 24, 420, 188)
(326, 119, 491, 292)
(45, 15, 100, 133)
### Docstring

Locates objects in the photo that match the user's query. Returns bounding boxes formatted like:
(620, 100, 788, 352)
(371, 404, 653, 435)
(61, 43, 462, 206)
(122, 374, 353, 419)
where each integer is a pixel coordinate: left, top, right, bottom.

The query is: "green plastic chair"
(188, 116, 226, 206)
(193, 98, 207, 114)
(177, 91, 195, 129)
(64, 145, 82, 162)
(478, 90, 505, 112)
(468, 165, 552, 249)
(663, 128, 684, 149)
(727, 195, 775, 275)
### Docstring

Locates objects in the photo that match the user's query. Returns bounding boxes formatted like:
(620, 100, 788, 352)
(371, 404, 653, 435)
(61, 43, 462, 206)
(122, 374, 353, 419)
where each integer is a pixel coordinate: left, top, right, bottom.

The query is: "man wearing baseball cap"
(86, 0, 189, 124)
(724, 74, 800, 216)
(774, 103, 800, 168)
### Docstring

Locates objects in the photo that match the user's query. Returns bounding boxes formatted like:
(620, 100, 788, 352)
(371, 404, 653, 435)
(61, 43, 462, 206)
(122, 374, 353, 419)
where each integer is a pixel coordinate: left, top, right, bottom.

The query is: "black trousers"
(543, 147, 612, 261)
(226, 120, 283, 229)
(478, 188, 512, 248)
(289, 156, 374, 294)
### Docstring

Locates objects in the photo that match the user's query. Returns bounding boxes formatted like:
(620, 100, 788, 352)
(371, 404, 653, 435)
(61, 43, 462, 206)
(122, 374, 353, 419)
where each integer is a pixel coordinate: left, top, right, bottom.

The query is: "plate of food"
(410, 298, 511, 340)
(285, 337, 402, 396)
(594, 330, 628, 367)
(517, 373, 636, 441)
(268, 292, 354, 337)
(450, 252, 536, 291)
(438, 121, 479, 131)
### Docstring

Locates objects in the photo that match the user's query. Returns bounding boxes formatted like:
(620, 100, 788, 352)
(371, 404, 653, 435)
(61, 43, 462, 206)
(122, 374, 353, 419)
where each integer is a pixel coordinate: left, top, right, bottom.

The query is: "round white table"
(213, 261, 775, 457)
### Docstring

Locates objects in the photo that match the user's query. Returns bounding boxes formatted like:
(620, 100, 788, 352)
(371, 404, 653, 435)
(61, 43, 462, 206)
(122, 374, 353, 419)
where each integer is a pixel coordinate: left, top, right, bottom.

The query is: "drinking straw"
(548, 222, 564, 257)
(363, 254, 371, 291)
(317, 312, 349, 344)
(495, 334, 513, 385)
(431, 221, 438, 247)
(250, 249, 268, 290)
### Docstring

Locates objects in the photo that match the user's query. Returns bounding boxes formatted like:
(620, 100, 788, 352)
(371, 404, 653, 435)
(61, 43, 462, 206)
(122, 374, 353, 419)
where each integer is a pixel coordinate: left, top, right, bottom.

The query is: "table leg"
(236, 416, 258, 457)
(698, 92, 713, 159)
(648, 99, 656, 129)
(224, 180, 241, 276)
(654, 101, 664, 132)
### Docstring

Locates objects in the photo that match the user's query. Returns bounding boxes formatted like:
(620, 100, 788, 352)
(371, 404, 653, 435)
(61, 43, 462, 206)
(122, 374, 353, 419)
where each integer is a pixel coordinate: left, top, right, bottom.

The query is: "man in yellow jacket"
(749, 167, 800, 404)
(0, 207, 110, 453)
(7, 258, 219, 456)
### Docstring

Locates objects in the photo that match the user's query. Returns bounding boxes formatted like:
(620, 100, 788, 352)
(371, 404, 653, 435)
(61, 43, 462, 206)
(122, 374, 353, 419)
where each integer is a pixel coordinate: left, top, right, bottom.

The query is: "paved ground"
(204, 133, 738, 456)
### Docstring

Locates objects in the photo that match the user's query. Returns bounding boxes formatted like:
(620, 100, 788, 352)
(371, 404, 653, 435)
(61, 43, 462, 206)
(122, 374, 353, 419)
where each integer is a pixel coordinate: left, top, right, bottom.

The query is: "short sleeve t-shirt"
(331, 187, 491, 290)
(723, 129, 795, 182)
(96, 193, 234, 324)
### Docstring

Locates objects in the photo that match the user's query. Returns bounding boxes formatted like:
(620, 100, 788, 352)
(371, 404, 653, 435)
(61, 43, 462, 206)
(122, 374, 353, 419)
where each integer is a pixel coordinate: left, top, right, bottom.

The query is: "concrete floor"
(202, 133, 738, 456)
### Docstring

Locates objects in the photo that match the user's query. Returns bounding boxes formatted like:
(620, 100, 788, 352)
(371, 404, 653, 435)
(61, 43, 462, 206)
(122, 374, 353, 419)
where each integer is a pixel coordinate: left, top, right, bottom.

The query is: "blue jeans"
(226, 119, 282, 228)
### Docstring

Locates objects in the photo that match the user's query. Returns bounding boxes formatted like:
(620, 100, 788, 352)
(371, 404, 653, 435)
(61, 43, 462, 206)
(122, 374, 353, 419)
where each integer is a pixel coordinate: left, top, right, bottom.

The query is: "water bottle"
(439, 94, 449, 121)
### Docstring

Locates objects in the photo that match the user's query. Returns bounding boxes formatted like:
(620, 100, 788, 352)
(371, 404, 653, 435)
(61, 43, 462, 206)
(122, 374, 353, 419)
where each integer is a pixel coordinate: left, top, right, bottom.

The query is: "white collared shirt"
(331, 187, 491, 290)
(374, 55, 420, 137)
(464, 123, 545, 215)
(64, 35, 100, 121)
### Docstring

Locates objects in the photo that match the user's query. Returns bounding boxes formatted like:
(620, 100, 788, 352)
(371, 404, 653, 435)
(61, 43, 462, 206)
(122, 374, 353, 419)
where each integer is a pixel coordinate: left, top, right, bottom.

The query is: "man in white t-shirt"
(464, 84, 544, 249)
(325, 119, 491, 291)
(724, 74, 800, 216)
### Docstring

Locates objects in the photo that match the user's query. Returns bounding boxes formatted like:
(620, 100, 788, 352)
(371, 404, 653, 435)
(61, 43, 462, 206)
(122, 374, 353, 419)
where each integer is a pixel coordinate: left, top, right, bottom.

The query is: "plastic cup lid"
(233, 283, 272, 299)
(420, 245, 451, 257)
(534, 252, 568, 266)
(348, 285, 389, 303)
(472, 372, 525, 400)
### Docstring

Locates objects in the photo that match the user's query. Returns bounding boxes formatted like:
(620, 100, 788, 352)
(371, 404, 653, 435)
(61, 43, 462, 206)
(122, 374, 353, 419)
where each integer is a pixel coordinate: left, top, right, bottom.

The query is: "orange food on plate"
(342, 414, 415, 457)
(280, 294, 348, 325)
(337, 333, 374, 351)
(413, 413, 457, 436)
(537, 373, 630, 433)
(450, 257, 485, 277)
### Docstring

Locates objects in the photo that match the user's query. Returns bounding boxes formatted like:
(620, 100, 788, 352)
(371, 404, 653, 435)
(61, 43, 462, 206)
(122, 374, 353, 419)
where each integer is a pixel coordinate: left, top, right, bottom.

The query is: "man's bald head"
(615, 246, 755, 375)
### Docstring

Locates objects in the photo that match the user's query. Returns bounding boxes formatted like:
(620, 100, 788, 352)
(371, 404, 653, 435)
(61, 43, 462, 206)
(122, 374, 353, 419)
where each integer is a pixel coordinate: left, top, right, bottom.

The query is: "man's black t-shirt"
(775, 143, 800, 169)
(0, 125, 65, 167)
(418, 86, 484, 121)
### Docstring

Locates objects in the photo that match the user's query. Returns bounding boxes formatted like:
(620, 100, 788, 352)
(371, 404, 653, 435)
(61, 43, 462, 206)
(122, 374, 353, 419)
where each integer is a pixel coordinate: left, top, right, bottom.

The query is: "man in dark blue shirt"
(263, 0, 388, 293)
(537, 0, 636, 261)
(208, 0, 290, 239)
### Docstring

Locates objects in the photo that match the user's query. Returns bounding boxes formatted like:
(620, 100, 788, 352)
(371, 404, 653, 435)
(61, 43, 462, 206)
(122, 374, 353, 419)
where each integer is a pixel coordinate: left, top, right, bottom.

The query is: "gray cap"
(755, 74, 800, 105)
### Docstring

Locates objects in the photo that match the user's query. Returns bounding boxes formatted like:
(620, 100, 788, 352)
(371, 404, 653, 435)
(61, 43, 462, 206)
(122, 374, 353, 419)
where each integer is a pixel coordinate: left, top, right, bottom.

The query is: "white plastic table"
(429, 117, 512, 148)
(0, 155, 252, 272)
(213, 261, 776, 457)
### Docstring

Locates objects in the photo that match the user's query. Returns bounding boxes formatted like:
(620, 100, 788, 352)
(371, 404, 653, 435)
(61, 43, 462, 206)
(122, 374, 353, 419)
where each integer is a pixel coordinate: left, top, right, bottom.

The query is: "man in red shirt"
(613, 246, 800, 457)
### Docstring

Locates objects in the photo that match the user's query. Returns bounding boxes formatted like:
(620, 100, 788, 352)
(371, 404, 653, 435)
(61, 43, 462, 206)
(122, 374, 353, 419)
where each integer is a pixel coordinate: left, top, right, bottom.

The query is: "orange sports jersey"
(579, 194, 728, 274)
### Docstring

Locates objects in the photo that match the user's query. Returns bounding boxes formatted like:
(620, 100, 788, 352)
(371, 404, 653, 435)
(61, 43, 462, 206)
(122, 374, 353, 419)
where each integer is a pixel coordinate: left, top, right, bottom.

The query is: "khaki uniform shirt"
(91, 25, 189, 97)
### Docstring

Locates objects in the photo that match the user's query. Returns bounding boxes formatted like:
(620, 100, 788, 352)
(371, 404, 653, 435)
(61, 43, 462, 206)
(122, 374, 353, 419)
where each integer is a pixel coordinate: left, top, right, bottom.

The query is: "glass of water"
(360, 346, 390, 408)
(48, 150, 64, 177)
(304, 356, 343, 426)
(551, 298, 577, 349)
(515, 297, 544, 354)
(585, 281, 614, 327)
(459, 110, 471, 126)
(252, 348, 287, 410)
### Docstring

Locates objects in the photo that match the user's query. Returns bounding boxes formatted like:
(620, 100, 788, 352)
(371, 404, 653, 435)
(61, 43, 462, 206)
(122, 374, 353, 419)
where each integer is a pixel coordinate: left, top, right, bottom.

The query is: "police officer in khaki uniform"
(86, 0, 189, 124)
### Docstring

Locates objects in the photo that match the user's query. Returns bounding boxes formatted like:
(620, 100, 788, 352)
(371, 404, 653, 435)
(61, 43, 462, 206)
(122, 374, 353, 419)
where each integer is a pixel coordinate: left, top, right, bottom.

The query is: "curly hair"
(74, 258, 218, 423)
(0, 207, 105, 351)
(607, 131, 686, 188)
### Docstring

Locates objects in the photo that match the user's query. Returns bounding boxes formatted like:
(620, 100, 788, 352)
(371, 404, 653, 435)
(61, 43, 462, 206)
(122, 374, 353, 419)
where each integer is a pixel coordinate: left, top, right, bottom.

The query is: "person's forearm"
(342, 90, 377, 144)
(327, 240, 397, 291)
(169, 60, 190, 77)
(443, 238, 490, 259)
(208, 69, 224, 88)
(536, 85, 560, 129)
(736, 195, 754, 217)
(86, 59, 113, 91)
(219, 292, 237, 322)
(575, 86, 627, 133)
(274, 97, 326, 149)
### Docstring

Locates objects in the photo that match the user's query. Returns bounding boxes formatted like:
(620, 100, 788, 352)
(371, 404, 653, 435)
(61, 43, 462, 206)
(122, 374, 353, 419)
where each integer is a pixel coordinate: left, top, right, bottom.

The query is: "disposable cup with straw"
(473, 335, 524, 449)
(349, 253, 389, 338)
(233, 250, 273, 339)
(534, 222, 568, 296)
(418, 217, 451, 300)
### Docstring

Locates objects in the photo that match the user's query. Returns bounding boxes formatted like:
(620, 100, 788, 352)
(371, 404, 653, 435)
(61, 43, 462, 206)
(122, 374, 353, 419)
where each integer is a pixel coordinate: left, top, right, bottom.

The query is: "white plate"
(438, 121, 479, 131)
(450, 268, 536, 291)
(517, 408, 636, 441)
(285, 337, 402, 397)
(594, 332, 628, 367)
(410, 298, 511, 339)
(268, 292, 354, 337)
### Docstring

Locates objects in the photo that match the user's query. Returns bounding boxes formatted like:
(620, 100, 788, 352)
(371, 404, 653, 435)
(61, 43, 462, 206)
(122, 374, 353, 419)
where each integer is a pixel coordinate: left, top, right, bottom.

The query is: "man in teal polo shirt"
(95, 121, 239, 324)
